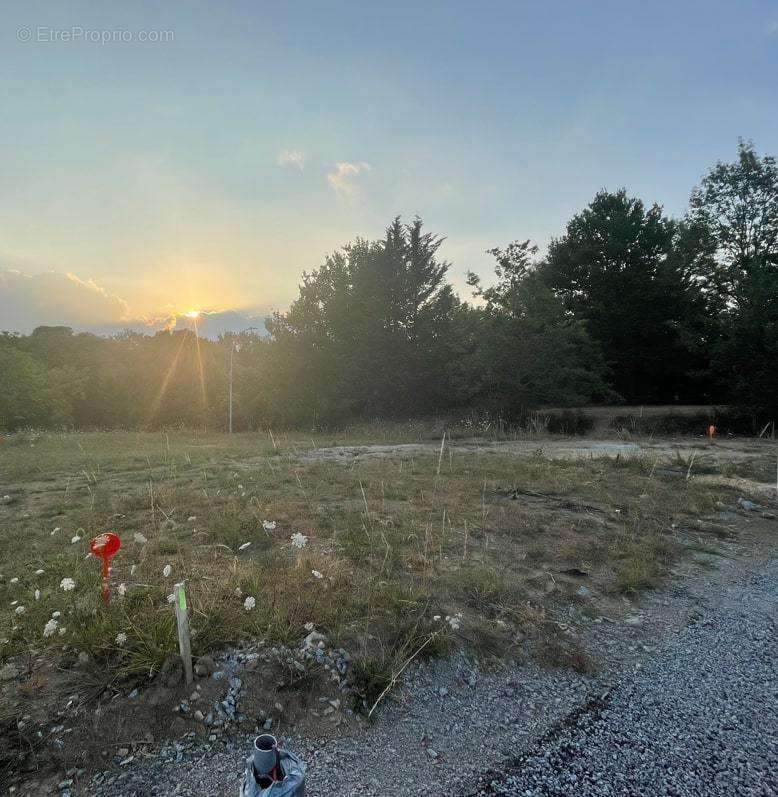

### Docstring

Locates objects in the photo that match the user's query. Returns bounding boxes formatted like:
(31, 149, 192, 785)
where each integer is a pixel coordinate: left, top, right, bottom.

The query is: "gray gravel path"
(477, 560, 778, 797)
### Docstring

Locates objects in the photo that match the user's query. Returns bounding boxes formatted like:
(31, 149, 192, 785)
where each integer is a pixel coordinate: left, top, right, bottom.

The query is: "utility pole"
(228, 341, 234, 434)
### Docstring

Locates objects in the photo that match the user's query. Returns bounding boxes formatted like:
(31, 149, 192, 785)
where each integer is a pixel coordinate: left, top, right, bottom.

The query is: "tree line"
(1, 141, 777, 433)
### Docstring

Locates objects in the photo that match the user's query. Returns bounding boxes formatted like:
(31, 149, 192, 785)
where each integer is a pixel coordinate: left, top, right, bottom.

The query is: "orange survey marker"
(90, 532, 121, 602)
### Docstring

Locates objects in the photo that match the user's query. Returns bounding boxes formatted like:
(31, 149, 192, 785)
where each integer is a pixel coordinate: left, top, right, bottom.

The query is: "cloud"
(327, 161, 371, 195)
(277, 149, 306, 170)
(767, 20, 778, 36)
(172, 310, 269, 339)
(0, 269, 130, 334)
(0, 268, 270, 339)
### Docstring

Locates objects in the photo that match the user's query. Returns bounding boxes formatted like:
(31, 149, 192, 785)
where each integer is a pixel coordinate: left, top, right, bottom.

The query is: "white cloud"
(326, 161, 371, 195)
(0, 267, 271, 338)
(767, 20, 778, 36)
(277, 149, 306, 170)
(0, 269, 130, 334)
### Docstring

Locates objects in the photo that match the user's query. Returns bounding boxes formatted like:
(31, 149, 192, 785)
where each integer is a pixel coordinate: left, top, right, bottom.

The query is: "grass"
(0, 428, 743, 693)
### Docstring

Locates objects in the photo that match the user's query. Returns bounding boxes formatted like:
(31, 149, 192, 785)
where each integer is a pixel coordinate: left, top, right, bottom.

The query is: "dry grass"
(0, 428, 741, 687)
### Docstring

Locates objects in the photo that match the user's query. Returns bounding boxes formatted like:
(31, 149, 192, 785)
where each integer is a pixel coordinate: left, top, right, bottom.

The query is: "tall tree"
(540, 190, 708, 403)
(267, 217, 464, 423)
(688, 141, 778, 419)
(467, 241, 608, 414)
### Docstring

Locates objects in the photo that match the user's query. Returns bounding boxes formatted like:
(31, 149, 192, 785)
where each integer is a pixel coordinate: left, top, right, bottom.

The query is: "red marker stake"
(90, 532, 121, 602)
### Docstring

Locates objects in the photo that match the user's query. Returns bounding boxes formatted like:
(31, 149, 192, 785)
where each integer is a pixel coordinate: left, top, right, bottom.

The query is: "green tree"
(267, 217, 464, 423)
(541, 190, 709, 403)
(467, 241, 608, 414)
(688, 141, 778, 418)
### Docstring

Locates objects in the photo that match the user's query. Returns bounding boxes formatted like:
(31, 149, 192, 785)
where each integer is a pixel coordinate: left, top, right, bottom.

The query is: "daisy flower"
(290, 532, 308, 549)
(115, 632, 128, 646)
(244, 596, 256, 611)
(43, 619, 59, 637)
(60, 577, 76, 592)
(15, 605, 25, 615)
(262, 520, 276, 531)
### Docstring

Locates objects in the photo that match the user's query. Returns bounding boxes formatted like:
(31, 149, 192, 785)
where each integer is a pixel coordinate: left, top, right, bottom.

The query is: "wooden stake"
(174, 582, 193, 685)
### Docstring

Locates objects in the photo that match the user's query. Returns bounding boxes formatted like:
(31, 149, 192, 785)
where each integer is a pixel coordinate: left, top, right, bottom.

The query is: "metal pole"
(229, 342, 234, 434)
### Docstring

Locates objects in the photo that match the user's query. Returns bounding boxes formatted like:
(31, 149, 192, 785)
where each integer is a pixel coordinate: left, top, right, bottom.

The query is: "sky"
(1, 0, 777, 336)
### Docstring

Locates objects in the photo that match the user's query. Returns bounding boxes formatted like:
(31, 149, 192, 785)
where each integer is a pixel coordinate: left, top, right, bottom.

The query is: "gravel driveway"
(478, 559, 778, 796)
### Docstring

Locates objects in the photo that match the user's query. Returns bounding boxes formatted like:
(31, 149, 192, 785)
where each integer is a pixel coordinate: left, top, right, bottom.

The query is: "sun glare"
(185, 310, 201, 318)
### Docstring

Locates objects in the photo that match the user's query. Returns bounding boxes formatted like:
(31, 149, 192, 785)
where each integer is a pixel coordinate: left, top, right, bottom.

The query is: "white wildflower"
(134, 532, 148, 545)
(304, 622, 315, 631)
(10, 577, 18, 584)
(15, 605, 25, 615)
(60, 577, 76, 592)
(311, 570, 323, 579)
(166, 593, 175, 604)
(262, 520, 276, 531)
(162, 564, 172, 578)
(117, 583, 127, 597)
(35, 569, 45, 575)
(115, 632, 128, 646)
(130, 564, 137, 575)
(238, 542, 251, 551)
(51, 611, 61, 618)
(34, 589, 41, 601)
(244, 596, 256, 611)
(290, 532, 308, 549)
(433, 615, 441, 621)
(43, 618, 59, 637)
(445, 613, 463, 631)
(58, 627, 66, 635)
(70, 535, 81, 544)
(187, 516, 197, 522)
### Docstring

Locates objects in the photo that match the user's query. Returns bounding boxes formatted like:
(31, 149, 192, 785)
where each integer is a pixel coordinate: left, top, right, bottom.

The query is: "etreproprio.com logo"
(16, 26, 174, 44)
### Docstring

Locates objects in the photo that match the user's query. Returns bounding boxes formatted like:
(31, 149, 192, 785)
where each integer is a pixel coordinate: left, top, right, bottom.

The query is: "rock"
(303, 631, 328, 649)
(263, 718, 273, 730)
(738, 497, 758, 512)
(427, 749, 439, 759)
(194, 655, 216, 677)
(77, 651, 91, 667)
(117, 748, 129, 757)
(625, 615, 643, 627)
(1, 662, 19, 681)
(576, 586, 592, 599)
(194, 710, 204, 723)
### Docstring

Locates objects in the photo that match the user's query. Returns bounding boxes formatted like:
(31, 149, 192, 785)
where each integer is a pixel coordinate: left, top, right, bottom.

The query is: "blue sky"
(1, 0, 777, 334)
